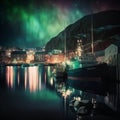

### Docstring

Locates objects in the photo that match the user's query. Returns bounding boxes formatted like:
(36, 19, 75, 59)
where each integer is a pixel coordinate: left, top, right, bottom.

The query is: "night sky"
(0, 0, 120, 48)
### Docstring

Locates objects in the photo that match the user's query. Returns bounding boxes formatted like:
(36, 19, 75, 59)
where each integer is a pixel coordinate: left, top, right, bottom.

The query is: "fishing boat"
(67, 51, 108, 94)
(66, 15, 109, 95)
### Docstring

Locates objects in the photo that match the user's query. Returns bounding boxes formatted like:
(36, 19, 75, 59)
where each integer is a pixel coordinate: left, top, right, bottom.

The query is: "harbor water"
(0, 65, 119, 120)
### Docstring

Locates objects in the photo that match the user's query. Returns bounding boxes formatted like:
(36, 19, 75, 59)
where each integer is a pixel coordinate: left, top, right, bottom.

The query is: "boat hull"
(67, 63, 108, 95)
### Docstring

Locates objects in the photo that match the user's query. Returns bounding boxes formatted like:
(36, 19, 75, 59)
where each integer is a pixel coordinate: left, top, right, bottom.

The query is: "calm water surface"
(0, 65, 71, 120)
(0, 65, 118, 120)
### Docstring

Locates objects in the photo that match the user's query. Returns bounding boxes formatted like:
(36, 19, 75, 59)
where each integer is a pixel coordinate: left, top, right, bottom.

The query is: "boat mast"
(90, 0, 94, 55)
(63, 21, 66, 61)
(64, 29, 66, 60)
(91, 13, 94, 54)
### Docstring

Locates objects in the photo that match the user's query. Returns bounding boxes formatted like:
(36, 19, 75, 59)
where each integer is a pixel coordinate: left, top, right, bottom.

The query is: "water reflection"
(6, 66, 14, 88)
(25, 66, 39, 92)
(5, 65, 54, 92)
(1, 65, 115, 120)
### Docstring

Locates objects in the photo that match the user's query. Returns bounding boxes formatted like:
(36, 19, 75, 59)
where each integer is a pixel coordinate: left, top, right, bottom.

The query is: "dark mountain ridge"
(45, 10, 120, 52)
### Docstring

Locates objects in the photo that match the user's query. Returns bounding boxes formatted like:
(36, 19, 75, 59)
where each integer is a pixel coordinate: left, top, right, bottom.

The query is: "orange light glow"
(46, 54, 65, 64)
(17, 67, 20, 85)
(6, 66, 14, 88)
(24, 67, 27, 89)
(27, 66, 39, 92)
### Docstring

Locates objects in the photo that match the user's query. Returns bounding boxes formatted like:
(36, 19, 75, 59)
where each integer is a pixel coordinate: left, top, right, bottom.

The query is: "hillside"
(45, 10, 120, 52)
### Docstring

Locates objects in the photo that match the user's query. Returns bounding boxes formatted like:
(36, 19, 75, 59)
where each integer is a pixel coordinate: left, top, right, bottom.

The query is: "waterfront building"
(11, 51, 26, 63)
(34, 51, 46, 63)
(104, 44, 118, 65)
(104, 43, 120, 112)
(0, 51, 5, 63)
(26, 50, 35, 63)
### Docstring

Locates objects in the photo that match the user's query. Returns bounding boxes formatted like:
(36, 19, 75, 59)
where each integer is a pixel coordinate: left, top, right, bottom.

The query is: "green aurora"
(1, 0, 119, 47)
(2, 0, 84, 47)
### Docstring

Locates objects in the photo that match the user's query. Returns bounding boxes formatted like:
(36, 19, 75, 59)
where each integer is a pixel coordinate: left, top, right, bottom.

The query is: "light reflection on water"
(5, 65, 54, 93)
(1, 65, 105, 102)
(0, 65, 66, 120)
(26, 66, 39, 92)
(6, 66, 14, 88)
(0, 65, 108, 120)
